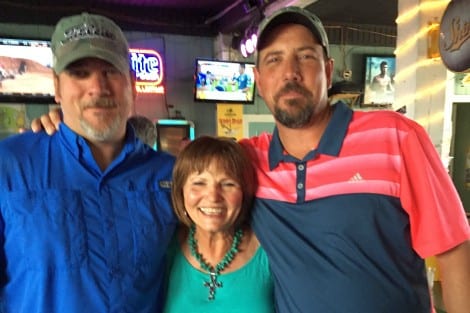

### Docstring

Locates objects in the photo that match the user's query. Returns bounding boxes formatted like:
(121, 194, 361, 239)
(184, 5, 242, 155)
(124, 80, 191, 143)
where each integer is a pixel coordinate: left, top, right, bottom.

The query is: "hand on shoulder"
(30, 108, 62, 135)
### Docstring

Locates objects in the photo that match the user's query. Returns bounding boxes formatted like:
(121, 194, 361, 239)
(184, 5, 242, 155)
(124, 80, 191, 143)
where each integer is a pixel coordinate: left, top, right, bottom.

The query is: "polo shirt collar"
(268, 101, 353, 169)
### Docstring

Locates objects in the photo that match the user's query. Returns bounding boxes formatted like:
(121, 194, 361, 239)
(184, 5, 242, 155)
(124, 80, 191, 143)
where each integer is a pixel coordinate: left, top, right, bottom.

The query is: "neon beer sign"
(129, 48, 164, 94)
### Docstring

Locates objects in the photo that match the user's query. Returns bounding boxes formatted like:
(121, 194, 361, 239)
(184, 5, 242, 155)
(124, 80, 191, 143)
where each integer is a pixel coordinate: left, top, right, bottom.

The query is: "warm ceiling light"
(240, 43, 248, 58)
(239, 26, 258, 58)
(251, 33, 258, 48)
(245, 38, 255, 54)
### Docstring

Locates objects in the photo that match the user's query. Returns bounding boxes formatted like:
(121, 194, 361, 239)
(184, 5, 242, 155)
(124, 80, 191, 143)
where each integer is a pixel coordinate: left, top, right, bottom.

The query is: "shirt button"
(109, 267, 122, 279)
(298, 164, 305, 171)
(297, 183, 304, 190)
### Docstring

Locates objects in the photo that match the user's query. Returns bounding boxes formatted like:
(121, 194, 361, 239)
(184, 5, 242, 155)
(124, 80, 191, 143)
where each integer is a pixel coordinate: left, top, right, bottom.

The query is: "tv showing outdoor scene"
(0, 37, 55, 103)
(194, 59, 256, 104)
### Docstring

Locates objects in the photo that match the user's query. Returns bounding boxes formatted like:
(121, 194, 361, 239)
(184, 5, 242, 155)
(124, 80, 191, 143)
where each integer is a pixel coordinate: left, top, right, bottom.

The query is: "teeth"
(199, 207, 223, 214)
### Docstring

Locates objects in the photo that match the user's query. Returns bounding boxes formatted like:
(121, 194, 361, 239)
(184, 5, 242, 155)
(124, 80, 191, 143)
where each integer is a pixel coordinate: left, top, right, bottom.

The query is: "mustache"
(274, 81, 312, 102)
(82, 98, 116, 109)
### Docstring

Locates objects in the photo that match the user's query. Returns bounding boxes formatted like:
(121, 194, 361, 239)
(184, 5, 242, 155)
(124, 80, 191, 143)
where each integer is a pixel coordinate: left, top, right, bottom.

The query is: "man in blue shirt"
(232, 63, 250, 92)
(0, 13, 177, 313)
(196, 63, 208, 88)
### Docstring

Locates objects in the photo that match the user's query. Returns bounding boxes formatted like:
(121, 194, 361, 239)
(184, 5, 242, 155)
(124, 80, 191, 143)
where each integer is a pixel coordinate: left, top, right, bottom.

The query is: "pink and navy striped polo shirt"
(240, 102, 470, 313)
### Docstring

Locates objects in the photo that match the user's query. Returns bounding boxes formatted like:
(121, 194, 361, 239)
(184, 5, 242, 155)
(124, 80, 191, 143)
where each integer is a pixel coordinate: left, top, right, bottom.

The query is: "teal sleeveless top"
(163, 237, 274, 313)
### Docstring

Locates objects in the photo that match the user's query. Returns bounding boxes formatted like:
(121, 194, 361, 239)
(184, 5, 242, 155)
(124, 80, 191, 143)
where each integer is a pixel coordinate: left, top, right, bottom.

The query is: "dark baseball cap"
(256, 6, 330, 58)
(51, 12, 130, 74)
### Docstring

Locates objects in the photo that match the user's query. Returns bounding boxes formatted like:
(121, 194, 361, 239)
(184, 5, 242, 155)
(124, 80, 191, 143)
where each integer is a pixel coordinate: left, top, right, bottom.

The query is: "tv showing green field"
(194, 59, 256, 104)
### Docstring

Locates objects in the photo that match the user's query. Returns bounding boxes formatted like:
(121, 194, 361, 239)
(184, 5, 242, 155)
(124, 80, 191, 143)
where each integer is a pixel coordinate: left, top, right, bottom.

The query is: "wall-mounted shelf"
(329, 92, 362, 107)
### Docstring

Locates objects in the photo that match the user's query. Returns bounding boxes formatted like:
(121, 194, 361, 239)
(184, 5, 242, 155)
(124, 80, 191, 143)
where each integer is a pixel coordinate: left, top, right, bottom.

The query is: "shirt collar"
(58, 122, 137, 151)
(268, 101, 353, 169)
(58, 122, 139, 172)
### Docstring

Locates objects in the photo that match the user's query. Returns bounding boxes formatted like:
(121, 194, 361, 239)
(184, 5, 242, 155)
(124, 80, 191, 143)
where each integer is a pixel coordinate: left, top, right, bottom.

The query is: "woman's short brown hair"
(171, 136, 257, 228)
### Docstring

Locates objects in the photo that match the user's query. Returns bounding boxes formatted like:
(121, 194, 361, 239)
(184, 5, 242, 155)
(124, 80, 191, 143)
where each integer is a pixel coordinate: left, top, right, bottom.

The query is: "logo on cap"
(61, 23, 116, 46)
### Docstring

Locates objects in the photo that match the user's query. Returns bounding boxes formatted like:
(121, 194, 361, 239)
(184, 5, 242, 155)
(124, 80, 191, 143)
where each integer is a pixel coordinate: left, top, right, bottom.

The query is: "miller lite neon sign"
(129, 48, 164, 94)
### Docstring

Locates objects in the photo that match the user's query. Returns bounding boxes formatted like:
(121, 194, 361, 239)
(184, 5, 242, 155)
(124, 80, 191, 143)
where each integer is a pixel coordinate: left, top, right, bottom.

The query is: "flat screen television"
(0, 37, 55, 104)
(362, 54, 396, 107)
(194, 58, 256, 104)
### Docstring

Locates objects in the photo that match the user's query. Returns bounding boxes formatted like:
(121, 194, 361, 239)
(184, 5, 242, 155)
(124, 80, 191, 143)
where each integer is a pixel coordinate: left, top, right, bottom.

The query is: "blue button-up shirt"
(0, 123, 177, 313)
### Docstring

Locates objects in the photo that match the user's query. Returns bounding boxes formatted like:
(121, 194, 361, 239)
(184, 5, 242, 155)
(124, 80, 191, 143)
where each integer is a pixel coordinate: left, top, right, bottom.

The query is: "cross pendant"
(203, 272, 222, 300)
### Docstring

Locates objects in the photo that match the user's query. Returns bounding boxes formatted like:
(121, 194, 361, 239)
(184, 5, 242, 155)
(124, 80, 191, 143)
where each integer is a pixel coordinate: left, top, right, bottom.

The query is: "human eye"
(298, 51, 317, 61)
(190, 179, 206, 187)
(66, 67, 89, 78)
(298, 46, 322, 60)
(265, 54, 281, 65)
(221, 179, 240, 189)
(266, 55, 278, 64)
(105, 67, 121, 77)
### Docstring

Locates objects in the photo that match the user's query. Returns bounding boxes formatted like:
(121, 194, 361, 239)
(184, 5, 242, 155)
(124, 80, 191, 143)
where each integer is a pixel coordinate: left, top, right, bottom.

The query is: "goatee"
(80, 98, 122, 141)
(273, 82, 314, 128)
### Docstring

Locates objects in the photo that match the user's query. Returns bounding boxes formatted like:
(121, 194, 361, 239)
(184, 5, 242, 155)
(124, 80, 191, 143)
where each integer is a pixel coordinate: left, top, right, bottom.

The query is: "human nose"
(205, 184, 223, 201)
(283, 58, 301, 81)
(88, 72, 111, 97)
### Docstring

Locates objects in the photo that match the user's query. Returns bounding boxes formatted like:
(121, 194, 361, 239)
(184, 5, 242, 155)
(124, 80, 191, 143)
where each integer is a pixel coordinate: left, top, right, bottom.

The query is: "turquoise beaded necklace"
(188, 224, 243, 300)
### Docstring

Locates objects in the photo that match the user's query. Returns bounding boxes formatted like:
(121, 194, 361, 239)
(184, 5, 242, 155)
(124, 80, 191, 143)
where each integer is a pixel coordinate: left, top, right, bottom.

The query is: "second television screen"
(194, 59, 256, 104)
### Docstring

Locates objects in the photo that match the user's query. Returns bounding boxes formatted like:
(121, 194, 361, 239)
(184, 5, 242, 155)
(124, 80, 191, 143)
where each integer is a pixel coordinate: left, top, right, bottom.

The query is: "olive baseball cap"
(51, 12, 130, 74)
(256, 6, 330, 58)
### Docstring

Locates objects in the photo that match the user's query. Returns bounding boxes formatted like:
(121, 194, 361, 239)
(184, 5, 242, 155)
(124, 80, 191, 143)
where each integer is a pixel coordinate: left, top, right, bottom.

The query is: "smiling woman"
(164, 136, 274, 313)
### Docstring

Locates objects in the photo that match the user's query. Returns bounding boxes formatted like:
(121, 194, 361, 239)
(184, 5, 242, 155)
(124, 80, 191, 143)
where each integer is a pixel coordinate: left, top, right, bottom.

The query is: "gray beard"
(79, 98, 124, 141)
(80, 116, 122, 142)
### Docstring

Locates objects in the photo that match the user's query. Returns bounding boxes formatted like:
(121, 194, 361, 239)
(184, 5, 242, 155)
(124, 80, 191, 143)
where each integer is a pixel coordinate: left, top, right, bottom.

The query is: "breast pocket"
(3, 190, 87, 271)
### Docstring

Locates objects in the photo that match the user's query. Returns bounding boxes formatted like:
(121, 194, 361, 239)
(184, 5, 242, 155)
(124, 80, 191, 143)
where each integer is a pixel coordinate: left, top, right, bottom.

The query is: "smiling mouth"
(199, 207, 224, 215)
(85, 105, 115, 111)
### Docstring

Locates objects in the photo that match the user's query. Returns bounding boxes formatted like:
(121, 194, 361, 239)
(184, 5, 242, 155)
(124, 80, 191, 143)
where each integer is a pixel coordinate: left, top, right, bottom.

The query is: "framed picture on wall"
(362, 55, 396, 108)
